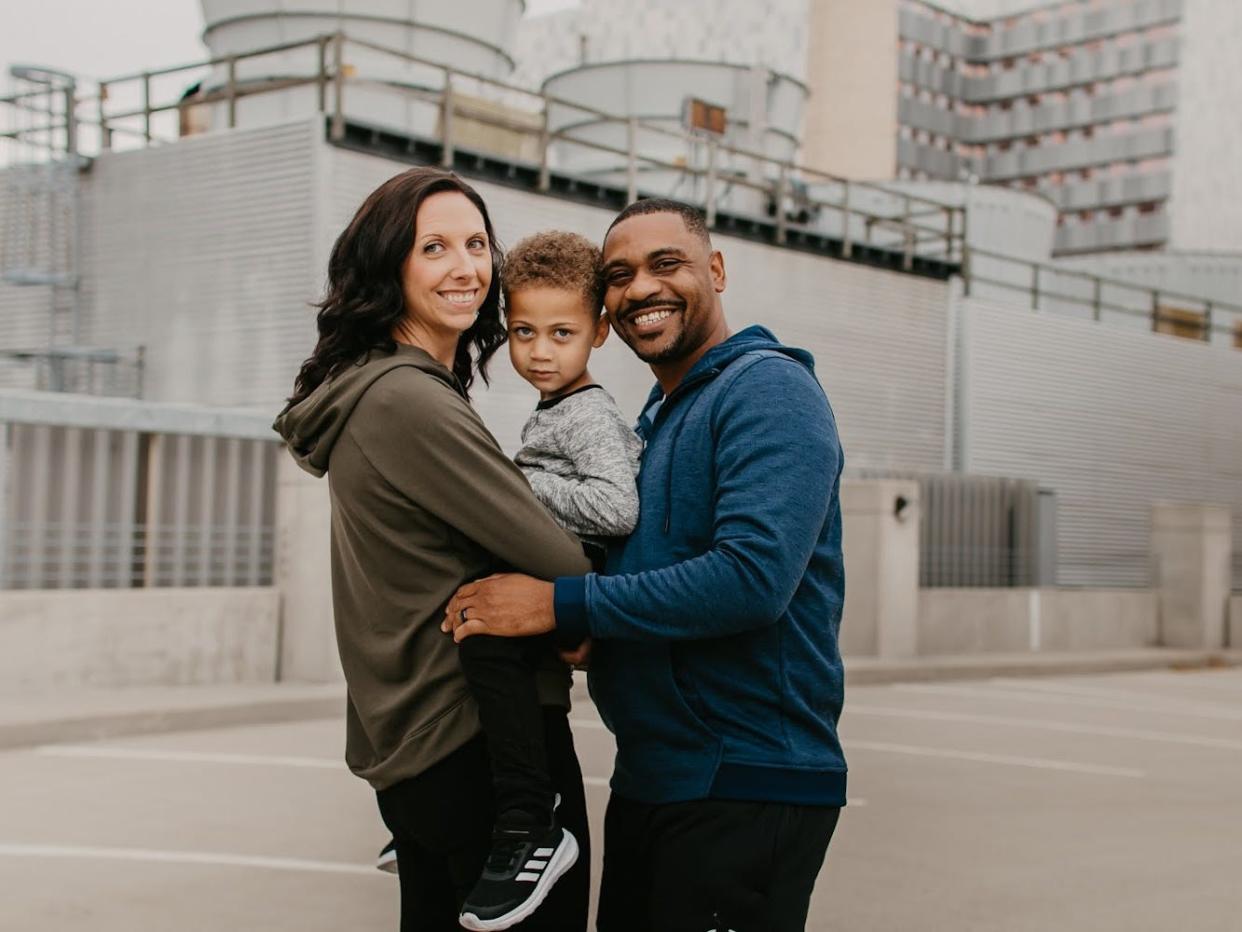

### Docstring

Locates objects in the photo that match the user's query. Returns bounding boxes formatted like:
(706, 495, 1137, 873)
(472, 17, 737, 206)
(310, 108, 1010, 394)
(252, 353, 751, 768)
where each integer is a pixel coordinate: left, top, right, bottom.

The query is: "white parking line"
(849, 704, 1242, 751)
(846, 740, 1145, 778)
(990, 678, 1242, 714)
(893, 683, 1242, 722)
(37, 746, 346, 769)
(0, 843, 379, 876)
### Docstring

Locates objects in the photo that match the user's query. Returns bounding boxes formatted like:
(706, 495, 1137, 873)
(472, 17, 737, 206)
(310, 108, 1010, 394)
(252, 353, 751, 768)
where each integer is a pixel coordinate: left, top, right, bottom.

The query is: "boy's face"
(507, 286, 609, 400)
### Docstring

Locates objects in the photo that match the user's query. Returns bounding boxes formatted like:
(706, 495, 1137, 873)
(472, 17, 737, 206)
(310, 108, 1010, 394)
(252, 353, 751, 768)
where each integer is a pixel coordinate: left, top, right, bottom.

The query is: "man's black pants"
(375, 707, 589, 932)
(596, 794, 840, 932)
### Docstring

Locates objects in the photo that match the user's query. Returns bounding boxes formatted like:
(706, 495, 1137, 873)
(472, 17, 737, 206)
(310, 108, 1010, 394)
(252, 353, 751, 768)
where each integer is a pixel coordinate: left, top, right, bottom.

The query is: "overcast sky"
(0, 0, 580, 86)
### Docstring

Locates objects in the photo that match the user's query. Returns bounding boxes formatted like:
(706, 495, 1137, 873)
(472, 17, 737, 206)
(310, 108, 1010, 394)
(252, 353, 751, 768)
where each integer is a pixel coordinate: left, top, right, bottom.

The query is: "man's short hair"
(503, 230, 604, 314)
(605, 198, 711, 246)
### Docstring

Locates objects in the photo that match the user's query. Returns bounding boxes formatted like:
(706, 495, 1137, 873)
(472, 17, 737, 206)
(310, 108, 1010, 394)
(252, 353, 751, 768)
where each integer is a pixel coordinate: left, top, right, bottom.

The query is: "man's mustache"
(616, 297, 686, 321)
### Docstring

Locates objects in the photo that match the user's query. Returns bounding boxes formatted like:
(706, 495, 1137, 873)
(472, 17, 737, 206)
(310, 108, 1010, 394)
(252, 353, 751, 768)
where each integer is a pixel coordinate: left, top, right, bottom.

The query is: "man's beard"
(630, 325, 688, 364)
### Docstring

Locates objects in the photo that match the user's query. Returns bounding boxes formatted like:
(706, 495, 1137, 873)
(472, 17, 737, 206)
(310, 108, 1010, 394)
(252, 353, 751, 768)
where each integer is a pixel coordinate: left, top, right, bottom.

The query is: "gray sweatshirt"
(515, 384, 643, 538)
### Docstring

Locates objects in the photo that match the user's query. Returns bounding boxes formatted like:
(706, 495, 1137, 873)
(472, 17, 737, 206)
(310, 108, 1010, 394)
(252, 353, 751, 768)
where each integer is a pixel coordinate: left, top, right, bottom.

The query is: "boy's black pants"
(596, 793, 840, 932)
(456, 632, 557, 825)
(376, 707, 589, 931)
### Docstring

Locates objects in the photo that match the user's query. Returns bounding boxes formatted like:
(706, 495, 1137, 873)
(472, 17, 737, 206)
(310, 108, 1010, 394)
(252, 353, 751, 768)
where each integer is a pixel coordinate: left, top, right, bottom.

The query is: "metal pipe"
(226, 58, 237, 129)
(704, 139, 717, 229)
(1203, 302, 1213, 342)
(98, 82, 111, 150)
(63, 82, 78, 156)
(441, 70, 455, 168)
(1031, 264, 1040, 311)
(626, 116, 638, 205)
(331, 33, 345, 141)
(841, 183, 852, 259)
(316, 35, 328, 113)
(537, 98, 551, 192)
(1092, 277, 1102, 322)
(775, 164, 788, 246)
(1151, 289, 1161, 331)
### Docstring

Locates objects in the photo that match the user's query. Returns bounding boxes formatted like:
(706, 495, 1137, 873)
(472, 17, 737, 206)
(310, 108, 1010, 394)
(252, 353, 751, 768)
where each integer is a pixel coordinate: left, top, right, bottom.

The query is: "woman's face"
(401, 191, 493, 338)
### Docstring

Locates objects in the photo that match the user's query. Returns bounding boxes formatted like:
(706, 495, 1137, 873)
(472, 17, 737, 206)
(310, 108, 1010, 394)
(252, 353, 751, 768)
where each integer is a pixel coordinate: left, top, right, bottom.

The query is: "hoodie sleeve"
(556, 356, 841, 642)
(348, 368, 590, 580)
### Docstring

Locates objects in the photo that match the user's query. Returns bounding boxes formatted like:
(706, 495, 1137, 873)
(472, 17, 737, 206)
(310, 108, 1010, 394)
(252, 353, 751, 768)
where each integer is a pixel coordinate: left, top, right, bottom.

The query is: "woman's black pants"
(375, 706, 590, 932)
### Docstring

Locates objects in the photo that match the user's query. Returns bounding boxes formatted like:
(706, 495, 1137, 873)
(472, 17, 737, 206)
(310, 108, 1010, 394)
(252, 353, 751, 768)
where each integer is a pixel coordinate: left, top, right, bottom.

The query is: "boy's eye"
(511, 326, 532, 337)
(554, 329, 573, 339)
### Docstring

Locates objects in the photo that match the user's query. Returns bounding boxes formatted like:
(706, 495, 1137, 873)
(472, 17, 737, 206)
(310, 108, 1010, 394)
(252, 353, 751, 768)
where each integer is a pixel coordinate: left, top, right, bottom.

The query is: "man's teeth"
(441, 290, 477, 305)
(633, 309, 674, 326)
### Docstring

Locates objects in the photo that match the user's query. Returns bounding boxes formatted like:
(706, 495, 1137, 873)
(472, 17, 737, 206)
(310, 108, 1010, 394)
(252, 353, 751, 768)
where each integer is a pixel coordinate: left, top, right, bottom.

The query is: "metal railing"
(3, 32, 1240, 333)
(964, 247, 1242, 342)
(0, 393, 278, 590)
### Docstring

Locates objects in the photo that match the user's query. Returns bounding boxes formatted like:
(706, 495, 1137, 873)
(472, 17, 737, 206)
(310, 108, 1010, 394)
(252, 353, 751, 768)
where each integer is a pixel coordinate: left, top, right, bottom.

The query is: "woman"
(274, 167, 591, 931)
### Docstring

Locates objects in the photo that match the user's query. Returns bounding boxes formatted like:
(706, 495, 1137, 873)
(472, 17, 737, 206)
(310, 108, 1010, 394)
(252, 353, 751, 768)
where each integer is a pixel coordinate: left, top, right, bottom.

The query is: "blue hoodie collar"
(638, 325, 816, 435)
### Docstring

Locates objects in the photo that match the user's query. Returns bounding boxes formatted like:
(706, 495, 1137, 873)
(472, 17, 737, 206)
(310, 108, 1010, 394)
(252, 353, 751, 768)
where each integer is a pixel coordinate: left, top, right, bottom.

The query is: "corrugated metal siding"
(79, 119, 322, 407)
(328, 147, 953, 468)
(957, 296, 1242, 588)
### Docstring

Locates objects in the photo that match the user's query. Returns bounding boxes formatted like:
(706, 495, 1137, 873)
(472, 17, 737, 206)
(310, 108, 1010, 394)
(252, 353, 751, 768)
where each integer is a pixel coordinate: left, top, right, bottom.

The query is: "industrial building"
(0, 0, 1237, 688)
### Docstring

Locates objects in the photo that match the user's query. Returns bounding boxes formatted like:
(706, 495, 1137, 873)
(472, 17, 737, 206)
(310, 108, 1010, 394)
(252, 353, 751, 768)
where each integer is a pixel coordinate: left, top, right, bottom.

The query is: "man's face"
(601, 212, 725, 365)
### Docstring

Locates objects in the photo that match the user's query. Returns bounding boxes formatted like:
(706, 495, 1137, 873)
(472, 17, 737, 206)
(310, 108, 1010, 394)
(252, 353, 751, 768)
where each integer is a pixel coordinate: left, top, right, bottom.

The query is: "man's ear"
(592, 314, 610, 348)
(710, 250, 727, 293)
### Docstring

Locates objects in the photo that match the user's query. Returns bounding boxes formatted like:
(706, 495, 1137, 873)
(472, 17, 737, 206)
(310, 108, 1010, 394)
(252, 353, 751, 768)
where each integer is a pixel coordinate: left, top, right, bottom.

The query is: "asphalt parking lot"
(2, 665, 1240, 931)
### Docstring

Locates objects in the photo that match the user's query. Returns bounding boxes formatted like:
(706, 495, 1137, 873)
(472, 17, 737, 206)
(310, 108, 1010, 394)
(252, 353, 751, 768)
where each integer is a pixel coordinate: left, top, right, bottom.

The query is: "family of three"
(274, 166, 847, 932)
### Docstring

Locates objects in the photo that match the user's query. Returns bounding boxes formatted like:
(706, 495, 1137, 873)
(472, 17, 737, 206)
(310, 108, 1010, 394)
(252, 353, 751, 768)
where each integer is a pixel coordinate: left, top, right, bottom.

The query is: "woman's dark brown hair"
(286, 168, 506, 408)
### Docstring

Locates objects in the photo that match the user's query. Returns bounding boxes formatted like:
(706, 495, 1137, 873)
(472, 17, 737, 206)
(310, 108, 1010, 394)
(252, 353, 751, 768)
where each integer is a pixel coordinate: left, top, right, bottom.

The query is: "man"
(445, 198, 846, 931)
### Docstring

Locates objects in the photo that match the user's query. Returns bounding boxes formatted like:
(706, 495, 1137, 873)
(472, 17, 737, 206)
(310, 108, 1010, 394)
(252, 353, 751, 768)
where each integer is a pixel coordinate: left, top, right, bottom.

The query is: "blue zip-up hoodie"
(554, 325, 847, 806)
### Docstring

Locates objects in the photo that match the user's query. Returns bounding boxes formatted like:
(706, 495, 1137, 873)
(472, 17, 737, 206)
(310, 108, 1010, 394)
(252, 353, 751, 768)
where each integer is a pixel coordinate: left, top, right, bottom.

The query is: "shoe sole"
(458, 828, 579, 932)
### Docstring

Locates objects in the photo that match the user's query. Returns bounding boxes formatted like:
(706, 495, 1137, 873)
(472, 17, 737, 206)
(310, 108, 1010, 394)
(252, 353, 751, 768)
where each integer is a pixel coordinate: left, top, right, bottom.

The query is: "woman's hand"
(443, 573, 556, 642)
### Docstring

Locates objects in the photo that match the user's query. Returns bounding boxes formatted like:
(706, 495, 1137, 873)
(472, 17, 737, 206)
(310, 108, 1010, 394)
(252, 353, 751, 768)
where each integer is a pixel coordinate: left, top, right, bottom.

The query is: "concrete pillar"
(1151, 503, 1232, 649)
(839, 479, 920, 658)
(274, 454, 343, 683)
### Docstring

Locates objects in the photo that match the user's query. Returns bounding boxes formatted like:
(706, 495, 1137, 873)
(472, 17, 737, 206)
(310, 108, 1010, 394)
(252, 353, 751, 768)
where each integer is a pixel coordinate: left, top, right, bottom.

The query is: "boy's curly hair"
(503, 231, 603, 316)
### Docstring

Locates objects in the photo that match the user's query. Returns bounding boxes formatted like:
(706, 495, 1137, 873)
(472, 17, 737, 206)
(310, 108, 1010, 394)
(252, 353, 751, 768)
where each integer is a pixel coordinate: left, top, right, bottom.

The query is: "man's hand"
(559, 637, 592, 670)
(442, 573, 556, 643)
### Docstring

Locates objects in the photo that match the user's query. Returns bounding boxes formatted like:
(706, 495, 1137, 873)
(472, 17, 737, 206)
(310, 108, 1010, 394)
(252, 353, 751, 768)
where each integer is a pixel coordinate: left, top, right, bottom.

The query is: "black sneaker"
(458, 812, 579, 931)
(376, 839, 398, 875)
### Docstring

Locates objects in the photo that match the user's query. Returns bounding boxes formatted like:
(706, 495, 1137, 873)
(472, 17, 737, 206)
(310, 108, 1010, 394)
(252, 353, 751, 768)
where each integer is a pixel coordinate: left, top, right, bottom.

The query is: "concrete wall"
(802, 0, 899, 179)
(1169, 0, 1242, 252)
(955, 296, 1242, 589)
(914, 588, 1158, 656)
(0, 587, 279, 689)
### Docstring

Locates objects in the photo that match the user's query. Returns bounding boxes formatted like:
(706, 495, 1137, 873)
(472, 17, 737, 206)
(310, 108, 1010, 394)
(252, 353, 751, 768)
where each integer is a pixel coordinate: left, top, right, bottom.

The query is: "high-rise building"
(517, 0, 1242, 255)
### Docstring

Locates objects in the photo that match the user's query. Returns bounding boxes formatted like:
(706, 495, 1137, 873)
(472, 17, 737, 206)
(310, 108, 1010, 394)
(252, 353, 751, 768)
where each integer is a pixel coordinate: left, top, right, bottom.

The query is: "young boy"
(456, 231, 642, 930)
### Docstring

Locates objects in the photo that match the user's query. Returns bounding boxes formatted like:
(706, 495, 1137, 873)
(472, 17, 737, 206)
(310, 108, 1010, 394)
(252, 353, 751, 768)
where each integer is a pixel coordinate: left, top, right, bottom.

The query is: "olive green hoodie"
(273, 344, 590, 790)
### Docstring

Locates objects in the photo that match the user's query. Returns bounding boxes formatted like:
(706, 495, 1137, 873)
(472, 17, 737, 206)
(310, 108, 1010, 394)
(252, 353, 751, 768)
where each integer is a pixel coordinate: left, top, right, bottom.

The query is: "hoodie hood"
(272, 344, 459, 477)
(639, 324, 817, 429)
(693, 324, 816, 378)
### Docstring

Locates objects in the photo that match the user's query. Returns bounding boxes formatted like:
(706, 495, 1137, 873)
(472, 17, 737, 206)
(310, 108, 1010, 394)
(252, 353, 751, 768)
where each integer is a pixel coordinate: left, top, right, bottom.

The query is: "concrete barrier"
(0, 588, 279, 689)
(915, 588, 1157, 655)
